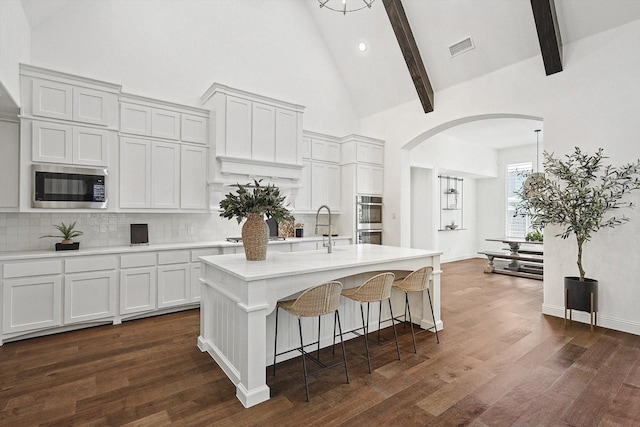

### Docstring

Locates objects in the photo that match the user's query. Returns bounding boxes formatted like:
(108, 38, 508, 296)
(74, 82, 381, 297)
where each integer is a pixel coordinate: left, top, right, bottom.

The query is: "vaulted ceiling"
(15, 0, 640, 148)
(305, 0, 640, 118)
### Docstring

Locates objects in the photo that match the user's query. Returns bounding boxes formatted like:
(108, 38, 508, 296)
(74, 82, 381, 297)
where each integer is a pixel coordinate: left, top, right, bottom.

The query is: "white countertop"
(0, 236, 351, 262)
(200, 244, 442, 281)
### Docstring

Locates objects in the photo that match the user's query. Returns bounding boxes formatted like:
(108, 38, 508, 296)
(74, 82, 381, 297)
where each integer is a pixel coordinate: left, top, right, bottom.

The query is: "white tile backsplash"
(0, 212, 334, 252)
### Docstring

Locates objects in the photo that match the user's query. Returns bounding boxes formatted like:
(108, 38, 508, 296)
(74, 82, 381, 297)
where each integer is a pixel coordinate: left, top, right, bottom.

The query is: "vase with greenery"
(40, 221, 83, 251)
(220, 179, 293, 261)
(515, 147, 640, 314)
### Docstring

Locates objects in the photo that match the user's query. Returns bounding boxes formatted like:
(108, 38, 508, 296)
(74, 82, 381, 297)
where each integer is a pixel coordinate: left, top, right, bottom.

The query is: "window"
(506, 162, 532, 237)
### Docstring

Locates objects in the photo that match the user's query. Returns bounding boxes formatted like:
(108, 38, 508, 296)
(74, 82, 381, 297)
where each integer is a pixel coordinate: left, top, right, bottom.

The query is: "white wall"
(26, 0, 359, 137)
(0, 0, 30, 106)
(411, 133, 499, 178)
(410, 167, 433, 250)
(361, 21, 640, 335)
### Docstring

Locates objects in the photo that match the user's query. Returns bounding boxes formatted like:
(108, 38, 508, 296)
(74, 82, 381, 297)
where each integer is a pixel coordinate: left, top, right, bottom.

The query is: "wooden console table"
(479, 238, 543, 280)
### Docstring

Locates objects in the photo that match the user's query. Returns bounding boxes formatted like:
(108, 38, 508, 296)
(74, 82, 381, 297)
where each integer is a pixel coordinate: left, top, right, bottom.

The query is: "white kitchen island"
(197, 244, 442, 408)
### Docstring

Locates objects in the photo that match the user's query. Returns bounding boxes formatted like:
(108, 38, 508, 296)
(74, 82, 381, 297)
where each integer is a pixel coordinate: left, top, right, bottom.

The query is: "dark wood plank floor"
(1, 258, 639, 426)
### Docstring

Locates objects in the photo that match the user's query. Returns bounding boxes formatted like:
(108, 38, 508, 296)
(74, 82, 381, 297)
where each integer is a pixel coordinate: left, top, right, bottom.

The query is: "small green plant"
(446, 188, 458, 194)
(220, 179, 293, 224)
(445, 220, 458, 230)
(40, 221, 83, 243)
(525, 230, 543, 242)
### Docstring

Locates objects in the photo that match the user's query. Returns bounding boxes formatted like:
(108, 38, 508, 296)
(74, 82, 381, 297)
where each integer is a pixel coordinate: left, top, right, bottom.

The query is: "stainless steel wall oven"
(356, 195, 382, 245)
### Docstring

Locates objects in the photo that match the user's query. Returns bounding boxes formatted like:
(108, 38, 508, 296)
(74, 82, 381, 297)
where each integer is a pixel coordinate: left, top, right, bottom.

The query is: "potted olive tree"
(220, 179, 293, 261)
(515, 147, 640, 317)
(40, 221, 83, 251)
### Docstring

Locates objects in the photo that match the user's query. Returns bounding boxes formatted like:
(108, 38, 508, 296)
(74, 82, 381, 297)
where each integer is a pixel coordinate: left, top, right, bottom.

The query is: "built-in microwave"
(33, 164, 108, 209)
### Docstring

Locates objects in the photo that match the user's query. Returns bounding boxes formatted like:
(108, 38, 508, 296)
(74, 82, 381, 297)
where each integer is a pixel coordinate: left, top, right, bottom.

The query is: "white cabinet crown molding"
(201, 83, 305, 113)
(20, 64, 122, 94)
(120, 93, 210, 117)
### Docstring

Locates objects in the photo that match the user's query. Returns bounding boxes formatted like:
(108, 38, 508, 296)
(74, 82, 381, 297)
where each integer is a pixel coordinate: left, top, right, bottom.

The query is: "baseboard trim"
(542, 303, 640, 336)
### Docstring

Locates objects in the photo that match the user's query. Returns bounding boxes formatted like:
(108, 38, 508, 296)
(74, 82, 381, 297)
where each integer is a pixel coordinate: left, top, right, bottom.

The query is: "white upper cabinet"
(151, 141, 180, 209)
(296, 131, 342, 213)
(275, 108, 297, 164)
(32, 121, 73, 164)
(341, 135, 385, 196)
(251, 102, 275, 162)
(120, 97, 208, 144)
(201, 83, 304, 185)
(118, 95, 209, 212)
(181, 114, 207, 145)
(311, 138, 340, 163)
(31, 121, 110, 166)
(120, 103, 151, 135)
(180, 145, 207, 210)
(32, 79, 72, 121)
(119, 137, 151, 209)
(72, 127, 110, 166)
(24, 65, 119, 128)
(296, 159, 312, 212)
(225, 96, 252, 158)
(72, 87, 110, 126)
(151, 108, 180, 140)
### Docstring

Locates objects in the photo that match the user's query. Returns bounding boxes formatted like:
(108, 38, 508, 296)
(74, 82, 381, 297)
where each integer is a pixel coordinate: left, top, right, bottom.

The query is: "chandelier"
(317, 0, 376, 14)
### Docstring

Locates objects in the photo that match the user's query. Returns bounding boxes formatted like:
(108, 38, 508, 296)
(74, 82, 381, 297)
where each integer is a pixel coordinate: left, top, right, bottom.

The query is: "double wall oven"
(356, 195, 382, 245)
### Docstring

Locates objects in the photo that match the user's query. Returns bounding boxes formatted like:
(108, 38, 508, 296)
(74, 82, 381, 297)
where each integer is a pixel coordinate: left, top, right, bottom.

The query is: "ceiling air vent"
(449, 36, 474, 57)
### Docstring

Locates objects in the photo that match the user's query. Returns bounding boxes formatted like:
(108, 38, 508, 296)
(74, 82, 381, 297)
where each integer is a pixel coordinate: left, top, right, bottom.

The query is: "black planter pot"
(55, 242, 80, 251)
(564, 276, 598, 312)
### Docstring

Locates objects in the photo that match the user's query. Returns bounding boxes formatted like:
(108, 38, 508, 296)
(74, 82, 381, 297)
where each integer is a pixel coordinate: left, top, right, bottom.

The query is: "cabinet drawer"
(66, 256, 117, 273)
(158, 250, 190, 265)
(4, 260, 62, 279)
(121, 253, 157, 268)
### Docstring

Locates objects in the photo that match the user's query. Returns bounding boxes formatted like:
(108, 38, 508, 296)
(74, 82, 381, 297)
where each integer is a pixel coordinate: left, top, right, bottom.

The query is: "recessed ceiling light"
(358, 42, 367, 52)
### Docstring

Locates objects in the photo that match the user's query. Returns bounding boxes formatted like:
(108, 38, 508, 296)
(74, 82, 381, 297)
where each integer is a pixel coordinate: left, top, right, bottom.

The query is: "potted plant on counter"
(220, 179, 293, 261)
(515, 147, 640, 325)
(40, 221, 83, 251)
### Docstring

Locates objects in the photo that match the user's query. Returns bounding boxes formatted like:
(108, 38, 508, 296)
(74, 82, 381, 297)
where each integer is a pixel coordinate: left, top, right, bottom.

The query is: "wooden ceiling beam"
(530, 0, 563, 75)
(382, 0, 434, 113)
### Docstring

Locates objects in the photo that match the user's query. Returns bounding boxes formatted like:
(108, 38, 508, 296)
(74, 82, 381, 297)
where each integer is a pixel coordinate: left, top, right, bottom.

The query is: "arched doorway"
(400, 114, 543, 257)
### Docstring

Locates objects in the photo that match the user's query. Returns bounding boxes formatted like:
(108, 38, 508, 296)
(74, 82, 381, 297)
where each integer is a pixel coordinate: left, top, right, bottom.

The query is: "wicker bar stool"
(272, 281, 349, 402)
(391, 266, 440, 353)
(339, 272, 399, 374)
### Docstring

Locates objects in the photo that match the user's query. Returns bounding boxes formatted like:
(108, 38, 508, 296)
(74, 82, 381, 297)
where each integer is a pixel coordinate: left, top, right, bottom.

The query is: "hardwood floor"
(1, 258, 639, 426)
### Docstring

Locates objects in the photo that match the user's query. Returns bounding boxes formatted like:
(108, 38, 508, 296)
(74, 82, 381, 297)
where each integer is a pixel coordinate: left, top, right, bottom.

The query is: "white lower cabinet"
(190, 264, 202, 302)
(0, 240, 351, 344)
(64, 271, 117, 324)
(120, 267, 157, 315)
(2, 275, 62, 334)
(157, 264, 190, 308)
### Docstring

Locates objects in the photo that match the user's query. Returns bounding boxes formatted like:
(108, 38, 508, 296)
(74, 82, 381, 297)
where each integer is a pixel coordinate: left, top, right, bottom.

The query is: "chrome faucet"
(315, 204, 333, 253)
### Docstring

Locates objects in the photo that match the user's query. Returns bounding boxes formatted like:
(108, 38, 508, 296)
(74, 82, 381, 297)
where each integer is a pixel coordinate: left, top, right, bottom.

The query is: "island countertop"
(199, 244, 442, 281)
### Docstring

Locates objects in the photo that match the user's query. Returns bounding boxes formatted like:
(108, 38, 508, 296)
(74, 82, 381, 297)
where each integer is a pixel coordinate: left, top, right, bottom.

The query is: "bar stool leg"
(388, 298, 401, 360)
(273, 307, 280, 376)
(317, 316, 321, 360)
(335, 310, 350, 384)
(298, 318, 311, 402)
(406, 292, 417, 353)
(426, 288, 440, 344)
(360, 303, 372, 373)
